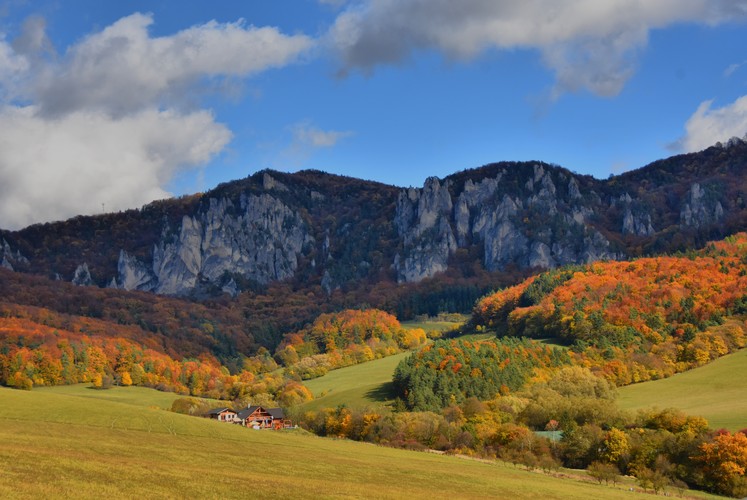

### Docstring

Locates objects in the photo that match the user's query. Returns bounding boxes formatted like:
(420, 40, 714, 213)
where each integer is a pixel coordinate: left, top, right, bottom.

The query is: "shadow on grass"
(364, 382, 396, 403)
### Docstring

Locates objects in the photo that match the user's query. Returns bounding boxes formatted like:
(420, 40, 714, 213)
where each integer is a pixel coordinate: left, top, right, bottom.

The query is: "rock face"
(394, 178, 458, 282)
(72, 263, 94, 286)
(5, 139, 746, 296)
(115, 192, 312, 295)
(680, 183, 724, 228)
(117, 250, 158, 291)
(615, 193, 655, 236)
(394, 163, 618, 282)
(1, 239, 28, 271)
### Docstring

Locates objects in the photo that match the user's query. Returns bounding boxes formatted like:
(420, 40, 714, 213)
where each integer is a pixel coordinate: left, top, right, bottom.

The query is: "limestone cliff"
(680, 183, 724, 228)
(3, 139, 746, 297)
(394, 178, 457, 282)
(1, 239, 28, 271)
(395, 163, 618, 282)
(115, 191, 312, 295)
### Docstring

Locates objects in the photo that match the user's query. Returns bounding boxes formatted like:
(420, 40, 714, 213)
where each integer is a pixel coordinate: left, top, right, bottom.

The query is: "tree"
(635, 467, 670, 494)
(587, 461, 619, 485)
(600, 428, 629, 467)
(696, 431, 747, 497)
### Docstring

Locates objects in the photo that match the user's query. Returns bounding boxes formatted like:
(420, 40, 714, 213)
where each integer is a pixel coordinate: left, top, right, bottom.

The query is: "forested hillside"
(299, 233, 747, 498)
(472, 233, 747, 385)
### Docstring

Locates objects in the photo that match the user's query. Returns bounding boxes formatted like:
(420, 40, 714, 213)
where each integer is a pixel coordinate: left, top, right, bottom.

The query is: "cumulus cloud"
(677, 96, 747, 152)
(0, 13, 313, 230)
(29, 13, 313, 117)
(0, 106, 231, 229)
(11, 15, 54, 58)
(329, 0, 747, 97)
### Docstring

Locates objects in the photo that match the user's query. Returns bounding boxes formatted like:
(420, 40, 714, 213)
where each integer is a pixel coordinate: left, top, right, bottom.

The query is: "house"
(235, 405, 291, 429)
(236, 406, 275, 428)
(206, 407, 238, 422)
(268, 407, 292, 429)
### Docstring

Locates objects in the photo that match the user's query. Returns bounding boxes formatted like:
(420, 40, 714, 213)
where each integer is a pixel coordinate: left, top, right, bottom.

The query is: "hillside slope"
(0, 386, 654, 499)
(471, 233, 747, 385)
(618, 347, 747, 431)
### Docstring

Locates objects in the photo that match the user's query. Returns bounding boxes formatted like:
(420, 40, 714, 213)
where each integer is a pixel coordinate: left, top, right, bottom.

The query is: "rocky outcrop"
(615, 193, 655, 236)
(72, 263, 94, 286)
(116, 250, 158, 292)
(393, 164, 619, 281)
(622, 209, 655, 236)
(262, 172, 289, 192)
(116, 193, 312, 295)
(1, 239, 28, 271)
(680, 183, 724, 228)
(394, 178, 457, 282)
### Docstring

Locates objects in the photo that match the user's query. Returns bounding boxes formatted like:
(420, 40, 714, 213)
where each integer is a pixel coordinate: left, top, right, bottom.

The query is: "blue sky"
(0, 1, 746, 230)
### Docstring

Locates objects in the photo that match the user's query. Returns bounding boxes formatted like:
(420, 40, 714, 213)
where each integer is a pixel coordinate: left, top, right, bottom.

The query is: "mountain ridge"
(2, 138, 746, 300)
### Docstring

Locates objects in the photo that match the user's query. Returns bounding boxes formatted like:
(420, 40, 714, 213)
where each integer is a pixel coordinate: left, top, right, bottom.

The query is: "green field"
(300, 333, 564, 413)
(301, 351, 411, 411)
(32, 383, 195, 409)
(618, 348, 747, 431)
(401, 315, 467, 335)
(0, 385, 663, 499)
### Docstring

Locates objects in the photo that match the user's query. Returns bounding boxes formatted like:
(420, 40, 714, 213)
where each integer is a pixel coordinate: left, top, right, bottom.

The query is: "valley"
(2, 3, 746, 498)
(3, 150, 747, 497)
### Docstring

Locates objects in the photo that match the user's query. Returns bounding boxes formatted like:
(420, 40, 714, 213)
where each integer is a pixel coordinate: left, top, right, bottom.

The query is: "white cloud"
(274, 121, 353, 168)
(678, 96, 747, 152)
(0, 13, 313, 230)
(330, 0, 747, 96)
(31, 13, 313, 117)
(0, 106, 232, 229)
(724, 60, 747, 78)
(292, 121, 353, 148)
(11, 15, 53, 58)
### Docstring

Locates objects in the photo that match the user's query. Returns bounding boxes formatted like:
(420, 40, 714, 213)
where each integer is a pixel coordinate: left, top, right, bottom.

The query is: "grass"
(618, 347, 747, 431)
(453, 332, 494, 342)
(301, 351, 411, 411)
(300, 333, 566, 413)
(535, 337, 570, 349)
(401, 314, 467, 335)
(33, 383, 192, 409)
(0, 385, 668, 499)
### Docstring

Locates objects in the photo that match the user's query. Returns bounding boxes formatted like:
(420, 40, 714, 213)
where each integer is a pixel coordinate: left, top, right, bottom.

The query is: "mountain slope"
(2, 139, 747, 301)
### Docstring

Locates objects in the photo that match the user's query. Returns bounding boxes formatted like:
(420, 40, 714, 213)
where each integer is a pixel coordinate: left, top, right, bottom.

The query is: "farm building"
(235, 405, 290, 429)
(207, 407, 238, 422)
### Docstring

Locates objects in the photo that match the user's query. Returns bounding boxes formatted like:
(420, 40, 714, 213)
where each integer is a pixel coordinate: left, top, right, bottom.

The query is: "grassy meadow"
(401, 314, 467, 335)
(32, 383, 192, 409)
(301, 351, 410, 411)
(301, 316, 471, 412)
(618, 347, 747, 431)
(0, 385, 664, 499)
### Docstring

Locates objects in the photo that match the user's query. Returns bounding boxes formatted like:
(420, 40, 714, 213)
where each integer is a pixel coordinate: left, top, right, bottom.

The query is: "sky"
(0, 1, 747, 231)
